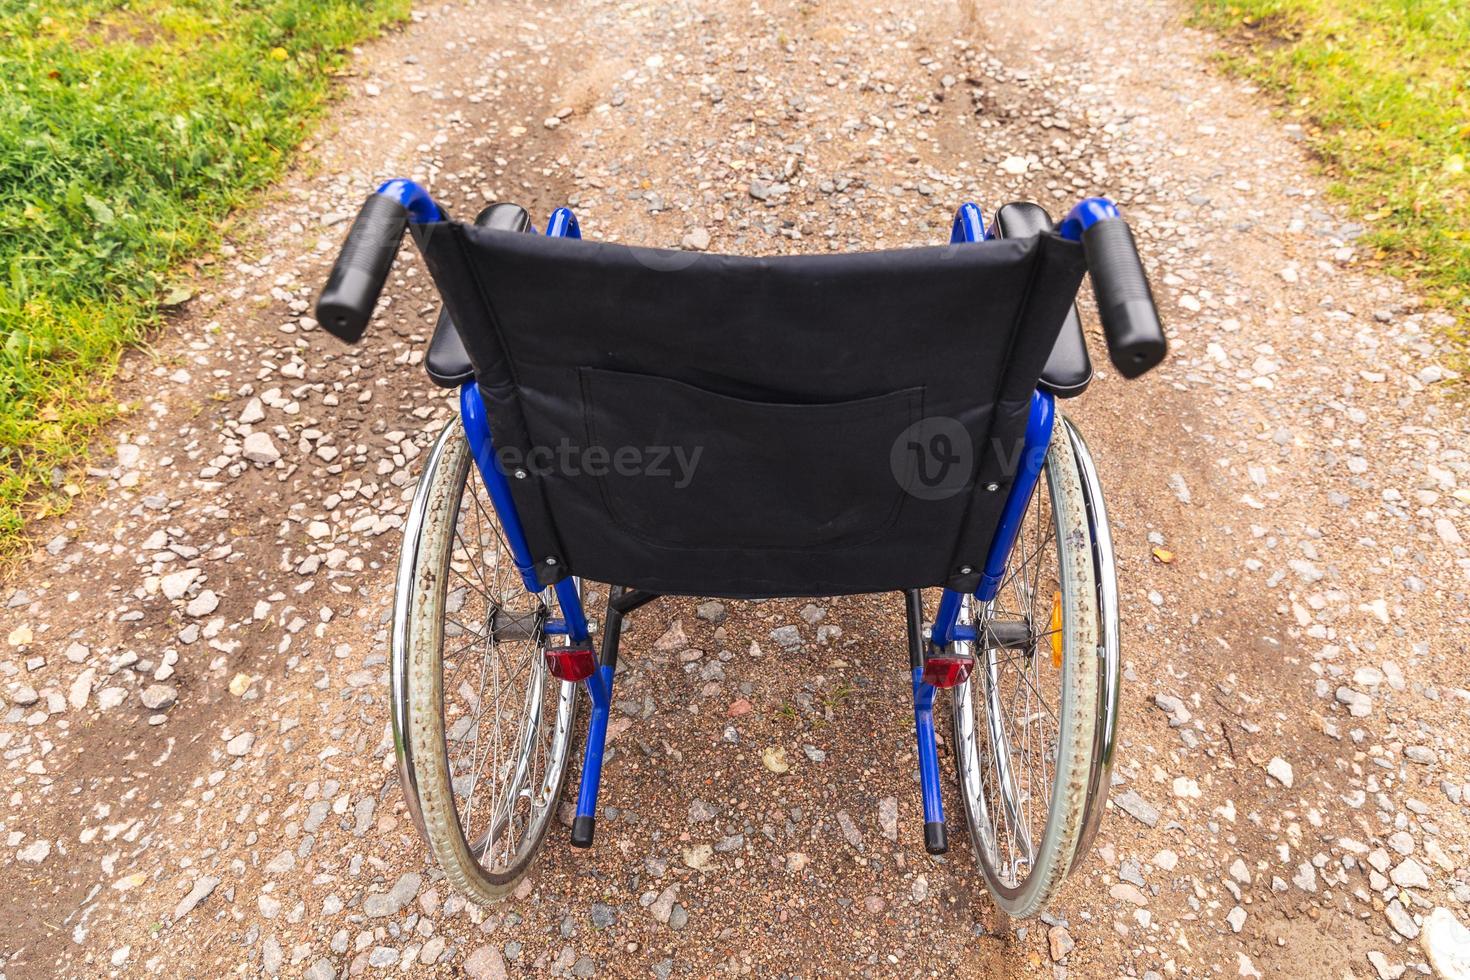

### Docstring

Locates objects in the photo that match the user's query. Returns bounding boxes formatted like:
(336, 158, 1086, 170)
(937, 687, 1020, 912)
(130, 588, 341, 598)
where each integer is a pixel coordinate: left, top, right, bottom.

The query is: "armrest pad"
(994, 202, 1093, 398)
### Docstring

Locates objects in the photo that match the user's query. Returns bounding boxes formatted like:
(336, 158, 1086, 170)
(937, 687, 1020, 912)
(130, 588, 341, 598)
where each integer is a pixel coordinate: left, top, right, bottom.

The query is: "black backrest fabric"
(413, 223, 1087, 598)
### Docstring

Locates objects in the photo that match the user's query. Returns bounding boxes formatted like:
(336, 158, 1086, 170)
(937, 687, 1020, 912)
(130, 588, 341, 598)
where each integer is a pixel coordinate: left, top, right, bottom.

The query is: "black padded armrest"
(993, 203, 1093, 398)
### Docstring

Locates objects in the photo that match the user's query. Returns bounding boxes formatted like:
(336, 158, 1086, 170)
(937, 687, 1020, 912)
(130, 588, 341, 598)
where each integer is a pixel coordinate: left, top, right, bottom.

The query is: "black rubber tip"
(570, 815, 596, 848)
(924, 821, 948, 855)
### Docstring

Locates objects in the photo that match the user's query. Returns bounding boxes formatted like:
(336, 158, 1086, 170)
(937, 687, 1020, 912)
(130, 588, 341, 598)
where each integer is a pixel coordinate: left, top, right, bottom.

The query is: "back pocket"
(580, 368, 922, 551)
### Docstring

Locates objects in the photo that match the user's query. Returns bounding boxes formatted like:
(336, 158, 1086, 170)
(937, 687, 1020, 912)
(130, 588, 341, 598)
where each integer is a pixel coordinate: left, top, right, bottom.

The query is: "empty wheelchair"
(316, 180, 1163, 916)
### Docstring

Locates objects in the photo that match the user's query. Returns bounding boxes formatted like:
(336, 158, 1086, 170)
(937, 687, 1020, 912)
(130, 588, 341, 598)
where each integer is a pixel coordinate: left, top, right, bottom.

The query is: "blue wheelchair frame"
(378, 178, 1121, 851)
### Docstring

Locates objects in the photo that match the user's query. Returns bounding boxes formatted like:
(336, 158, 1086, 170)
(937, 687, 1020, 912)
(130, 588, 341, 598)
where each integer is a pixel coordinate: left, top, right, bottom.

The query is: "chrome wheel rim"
(1062, 417, 1119, 872)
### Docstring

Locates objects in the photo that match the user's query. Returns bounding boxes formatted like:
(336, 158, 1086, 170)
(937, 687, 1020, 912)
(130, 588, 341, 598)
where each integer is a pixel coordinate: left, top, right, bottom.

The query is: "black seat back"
(414, 224, 1086, 597)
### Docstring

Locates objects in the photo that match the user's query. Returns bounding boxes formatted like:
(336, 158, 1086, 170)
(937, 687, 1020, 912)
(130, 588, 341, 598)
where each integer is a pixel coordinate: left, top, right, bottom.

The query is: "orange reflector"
(1049, 591, 1064, 668)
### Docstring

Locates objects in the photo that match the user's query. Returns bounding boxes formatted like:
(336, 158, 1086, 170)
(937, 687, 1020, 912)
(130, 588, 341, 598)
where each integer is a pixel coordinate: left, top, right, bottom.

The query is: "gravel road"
(3, 0, 1468, 977)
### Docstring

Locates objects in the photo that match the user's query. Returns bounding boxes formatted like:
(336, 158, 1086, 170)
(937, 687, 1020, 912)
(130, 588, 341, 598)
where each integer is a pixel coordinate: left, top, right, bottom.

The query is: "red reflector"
(545, 646, 597, 683)
(921, 654, 973, 689)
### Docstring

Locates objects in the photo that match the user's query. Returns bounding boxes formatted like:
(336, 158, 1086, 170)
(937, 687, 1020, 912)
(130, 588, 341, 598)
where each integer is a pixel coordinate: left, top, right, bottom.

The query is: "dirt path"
(3, 0, 1468, 977)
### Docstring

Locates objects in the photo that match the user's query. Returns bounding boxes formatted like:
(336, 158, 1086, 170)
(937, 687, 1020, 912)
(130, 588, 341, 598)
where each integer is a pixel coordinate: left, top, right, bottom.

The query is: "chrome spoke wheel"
(393, 418, 579, 902)
(952, 420, 1099, 917)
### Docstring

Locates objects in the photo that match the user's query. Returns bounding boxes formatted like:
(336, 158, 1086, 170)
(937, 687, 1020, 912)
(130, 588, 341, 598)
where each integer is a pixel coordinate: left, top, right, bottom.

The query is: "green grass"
(0, 0, 409, 553)
(1192, 1, 1469, 342)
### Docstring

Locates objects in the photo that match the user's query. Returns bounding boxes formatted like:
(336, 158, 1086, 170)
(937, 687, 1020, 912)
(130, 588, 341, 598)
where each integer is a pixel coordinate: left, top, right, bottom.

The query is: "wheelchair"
(316, 179, 1164, 917)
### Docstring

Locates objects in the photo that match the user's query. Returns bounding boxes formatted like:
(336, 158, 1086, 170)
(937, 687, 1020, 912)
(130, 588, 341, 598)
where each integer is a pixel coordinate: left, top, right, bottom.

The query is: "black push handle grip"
(315, 193, 409, 343)
(1081, 219, 1166, 378)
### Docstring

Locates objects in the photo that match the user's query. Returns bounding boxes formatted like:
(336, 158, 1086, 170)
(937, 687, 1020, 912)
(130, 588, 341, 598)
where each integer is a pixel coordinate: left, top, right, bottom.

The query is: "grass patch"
(0, 0, 409, 553)
(1192, 0, 1469, 335)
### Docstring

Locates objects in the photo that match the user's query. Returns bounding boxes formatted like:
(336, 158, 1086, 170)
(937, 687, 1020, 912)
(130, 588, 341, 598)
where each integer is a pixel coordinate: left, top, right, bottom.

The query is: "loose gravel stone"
(173, 876, 220, 920)
(463, 945, 507, 980)
(185, 590, 219, 617)
(1386, 900, 1420, 940)
(225, 732, 255, 756)
(242, 432, 281, 464)
(140, 684, 177, 710)
(1389, 858, 1430, 890)
(768, 625, 802, 648)
(419, 937, 446, 966)
(160, 568, 201, 601)
(590, 903, 616, 929)
(1048, 926, 1075, 961)
(1114, 789, 1160, 827)
(695, 601, 726, 623)
(648, 885, 678, 925)
(878, 797, 898, 841)
(364, 873, 421, 917)
(836, 810, 862, 848)
(367, 947, 399, 968)
(17, 840, 51, 865)
(1421, 908, 1470, 980)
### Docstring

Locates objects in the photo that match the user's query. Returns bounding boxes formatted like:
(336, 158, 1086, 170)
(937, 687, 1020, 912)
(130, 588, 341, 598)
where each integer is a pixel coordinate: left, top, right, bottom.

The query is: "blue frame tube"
(457, 221, 602, 829)
(932, 199, 1058, 644)
(554, 579, 589, 642)
(381, 181, 578, 620)
(911, 668, 946, 839)
(461, 370, 591, 642)
(545, 207, 581, 239)
(977, 389, 1055, 601)
(942, 198, 1084, 611)
(931, 588, 964, 647)
(459, 383, 545, 595)
(574, 664, 613, 823)
(1058, 196, 1121, 242)
(913, 204, 1068, 854)
(376, 178, 442, 223)
(541, 206, 591, 652)
(925, 389, 1055, 641)
(949, 202, 985, 245)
